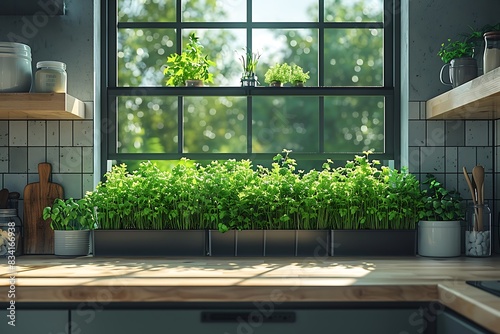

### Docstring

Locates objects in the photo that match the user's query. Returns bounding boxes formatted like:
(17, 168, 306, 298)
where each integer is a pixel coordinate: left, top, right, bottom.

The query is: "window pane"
(118, 0, 176, 22)
(183, 97, 247, 153)
(253, 97, 319, 153)
(117, 96, 179, 153)
(118, 29, 176, 86)
(181, 29, 246, 86)
(182, 0, 246, 22)
(324, 0, 383, 22)
(324, 29, 383, 86)
(253, 0, 318, 22)
(253, 29, 318, 86)
(324, 96, 384, 153)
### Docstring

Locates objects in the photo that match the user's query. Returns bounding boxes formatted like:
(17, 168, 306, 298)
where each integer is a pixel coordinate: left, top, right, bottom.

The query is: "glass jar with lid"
(0, 208, 23, 257)
(34, 60, 67, 93)
(483, 31, 500, 73)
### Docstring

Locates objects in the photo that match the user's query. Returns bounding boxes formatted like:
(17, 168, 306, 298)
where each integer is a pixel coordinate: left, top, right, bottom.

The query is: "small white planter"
(54, 230, 90, 257)
(418, 221, 461, 257)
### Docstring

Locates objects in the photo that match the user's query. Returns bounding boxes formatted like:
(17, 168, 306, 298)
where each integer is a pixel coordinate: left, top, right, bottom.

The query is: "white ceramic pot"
(0, 42, 32, 92)
(54, 230, 90, 257)
(418, 220, 461, 257)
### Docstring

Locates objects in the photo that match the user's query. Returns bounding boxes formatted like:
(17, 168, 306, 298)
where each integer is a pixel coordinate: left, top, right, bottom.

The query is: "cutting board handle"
(38, 163, 51, 186)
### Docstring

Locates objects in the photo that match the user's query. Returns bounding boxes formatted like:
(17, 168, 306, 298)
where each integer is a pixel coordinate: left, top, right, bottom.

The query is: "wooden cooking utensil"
(0, 188, 9, 209)
(23, 163, 64, 254)
(472, 165, 485, 231)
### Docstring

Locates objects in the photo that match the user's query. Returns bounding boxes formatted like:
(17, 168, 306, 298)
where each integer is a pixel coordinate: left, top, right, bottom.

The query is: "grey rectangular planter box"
(208, 230, 236, 256)
(332, 230, 417, 256)
(93, 230, 207, 256)
(208, 230, 332, 257)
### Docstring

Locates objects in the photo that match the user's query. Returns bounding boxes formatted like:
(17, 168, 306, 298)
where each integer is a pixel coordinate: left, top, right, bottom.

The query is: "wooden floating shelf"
(0, 93, 85, 120)
(426, 66, 500, 120)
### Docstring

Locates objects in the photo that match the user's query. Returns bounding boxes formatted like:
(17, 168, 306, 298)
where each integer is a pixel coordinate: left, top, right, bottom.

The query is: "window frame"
(100, 0, 401, 172)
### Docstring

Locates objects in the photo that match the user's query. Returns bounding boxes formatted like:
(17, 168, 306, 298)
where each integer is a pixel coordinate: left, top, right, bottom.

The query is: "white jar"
(34, 61, 67, 93)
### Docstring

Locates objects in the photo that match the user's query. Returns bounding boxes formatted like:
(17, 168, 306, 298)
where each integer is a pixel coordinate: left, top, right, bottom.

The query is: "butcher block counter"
(1, 256, 500, 333)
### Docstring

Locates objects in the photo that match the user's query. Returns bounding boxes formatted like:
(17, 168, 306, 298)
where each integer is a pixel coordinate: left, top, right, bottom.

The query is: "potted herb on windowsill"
(417, 174, 465, 258)
(290, 64, 310, 87)
(237, 48, 261, 87)
(264, 63, 291, 87)
(163, 32, 215, 87)
(42, 197, 95, 257)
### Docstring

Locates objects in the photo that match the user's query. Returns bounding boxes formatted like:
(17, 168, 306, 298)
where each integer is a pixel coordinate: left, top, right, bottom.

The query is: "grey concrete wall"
(409, 0, 500, 101)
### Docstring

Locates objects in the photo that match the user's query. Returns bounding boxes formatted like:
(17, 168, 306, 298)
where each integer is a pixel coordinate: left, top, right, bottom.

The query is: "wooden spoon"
(472, 165, 485, 230)
(0, 188, 9, 209)
(462, 167, 477, 205)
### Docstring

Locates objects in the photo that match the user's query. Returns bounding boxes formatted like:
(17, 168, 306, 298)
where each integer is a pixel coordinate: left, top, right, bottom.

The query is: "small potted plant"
(417, 174, 465, 257)
(43, 197, 95, 256)
(290, 64, 309, 87)
(264, 63, 291, 87)
(438, 38, 477, 87)
(163, 32, 215, 87)
(237, 48, 261, 87)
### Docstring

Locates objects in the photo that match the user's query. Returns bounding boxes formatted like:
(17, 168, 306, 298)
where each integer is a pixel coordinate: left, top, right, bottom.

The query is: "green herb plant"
(290, 64, 310, 85)
(163, 32, 215, 86)
(264, 63, 292, 85)
(236, 48, 261, 77)
(437, 38, 475, 64)
(43, 197, 95, 230)
(421, 174, 464, 221)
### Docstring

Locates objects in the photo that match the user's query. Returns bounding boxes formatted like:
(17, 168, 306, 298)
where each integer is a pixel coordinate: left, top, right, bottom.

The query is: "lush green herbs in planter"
(89, 151, 424, 231)
(421, 174, 464, 221)
(42, 197, 95, 230)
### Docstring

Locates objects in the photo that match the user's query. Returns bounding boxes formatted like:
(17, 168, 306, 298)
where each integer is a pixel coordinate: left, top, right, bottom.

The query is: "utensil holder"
(465, 204, 491, 257)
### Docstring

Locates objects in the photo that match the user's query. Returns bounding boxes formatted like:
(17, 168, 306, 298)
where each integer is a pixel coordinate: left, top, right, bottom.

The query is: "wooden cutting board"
(23, 163, 64, 254)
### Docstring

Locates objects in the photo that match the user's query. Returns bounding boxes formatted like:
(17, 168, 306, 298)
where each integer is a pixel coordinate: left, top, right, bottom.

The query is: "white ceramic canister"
(34, 61, 67, 93)
(0, 42, 32, 92)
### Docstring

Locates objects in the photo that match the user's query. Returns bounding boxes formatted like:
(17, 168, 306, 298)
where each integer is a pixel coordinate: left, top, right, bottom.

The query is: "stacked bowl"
(0, 42, 32, 92)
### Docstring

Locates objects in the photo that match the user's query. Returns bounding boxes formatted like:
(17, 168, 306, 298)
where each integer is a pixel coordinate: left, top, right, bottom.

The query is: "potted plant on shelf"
(417, 174, 464, 257)
(163, 32, 215, 87)
(237, 48, 261, 87)
(264, 63, 291, 87)
(42, 197, 95, 257)
(290, 64, 309, 87)
(437, 38, 477, 88)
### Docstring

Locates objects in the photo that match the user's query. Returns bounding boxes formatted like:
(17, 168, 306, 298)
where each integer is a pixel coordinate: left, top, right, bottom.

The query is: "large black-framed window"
(101, 0, 400, 171)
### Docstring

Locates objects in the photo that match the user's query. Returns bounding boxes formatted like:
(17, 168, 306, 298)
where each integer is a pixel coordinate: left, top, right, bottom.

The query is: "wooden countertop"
(1, 256, 500, 333)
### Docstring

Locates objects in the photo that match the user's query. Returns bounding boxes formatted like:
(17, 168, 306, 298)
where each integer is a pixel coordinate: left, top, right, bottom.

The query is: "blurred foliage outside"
(114, 0, 388, 171)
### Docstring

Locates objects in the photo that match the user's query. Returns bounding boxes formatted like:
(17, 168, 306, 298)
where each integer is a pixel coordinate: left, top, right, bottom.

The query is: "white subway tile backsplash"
(9, 147, 27, 173)
(59, 121, 73, 146)
(4, 174, 27, 196)
(46, 121, 60, 146)
(9, 121, 27, 146)
(73, 120, 93, 146)
(27, 148, 46, 173)
(46, 148, 60, 173)
(60, 147, 83, 173)
(57, 174, 82, 199)
(0, 121, 8, 146)
(82, 147, 93, 173)
(27, 121, 46, 147)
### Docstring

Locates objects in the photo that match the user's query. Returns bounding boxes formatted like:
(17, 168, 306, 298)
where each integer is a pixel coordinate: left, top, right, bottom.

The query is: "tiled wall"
(0, 119, 94, 222)
(408, 101, 499, 254)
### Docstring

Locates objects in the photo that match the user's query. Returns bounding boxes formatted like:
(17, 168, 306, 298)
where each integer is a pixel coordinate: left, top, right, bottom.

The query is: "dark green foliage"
(421, 174, 464, 221)
(42, 197, 96, 230)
